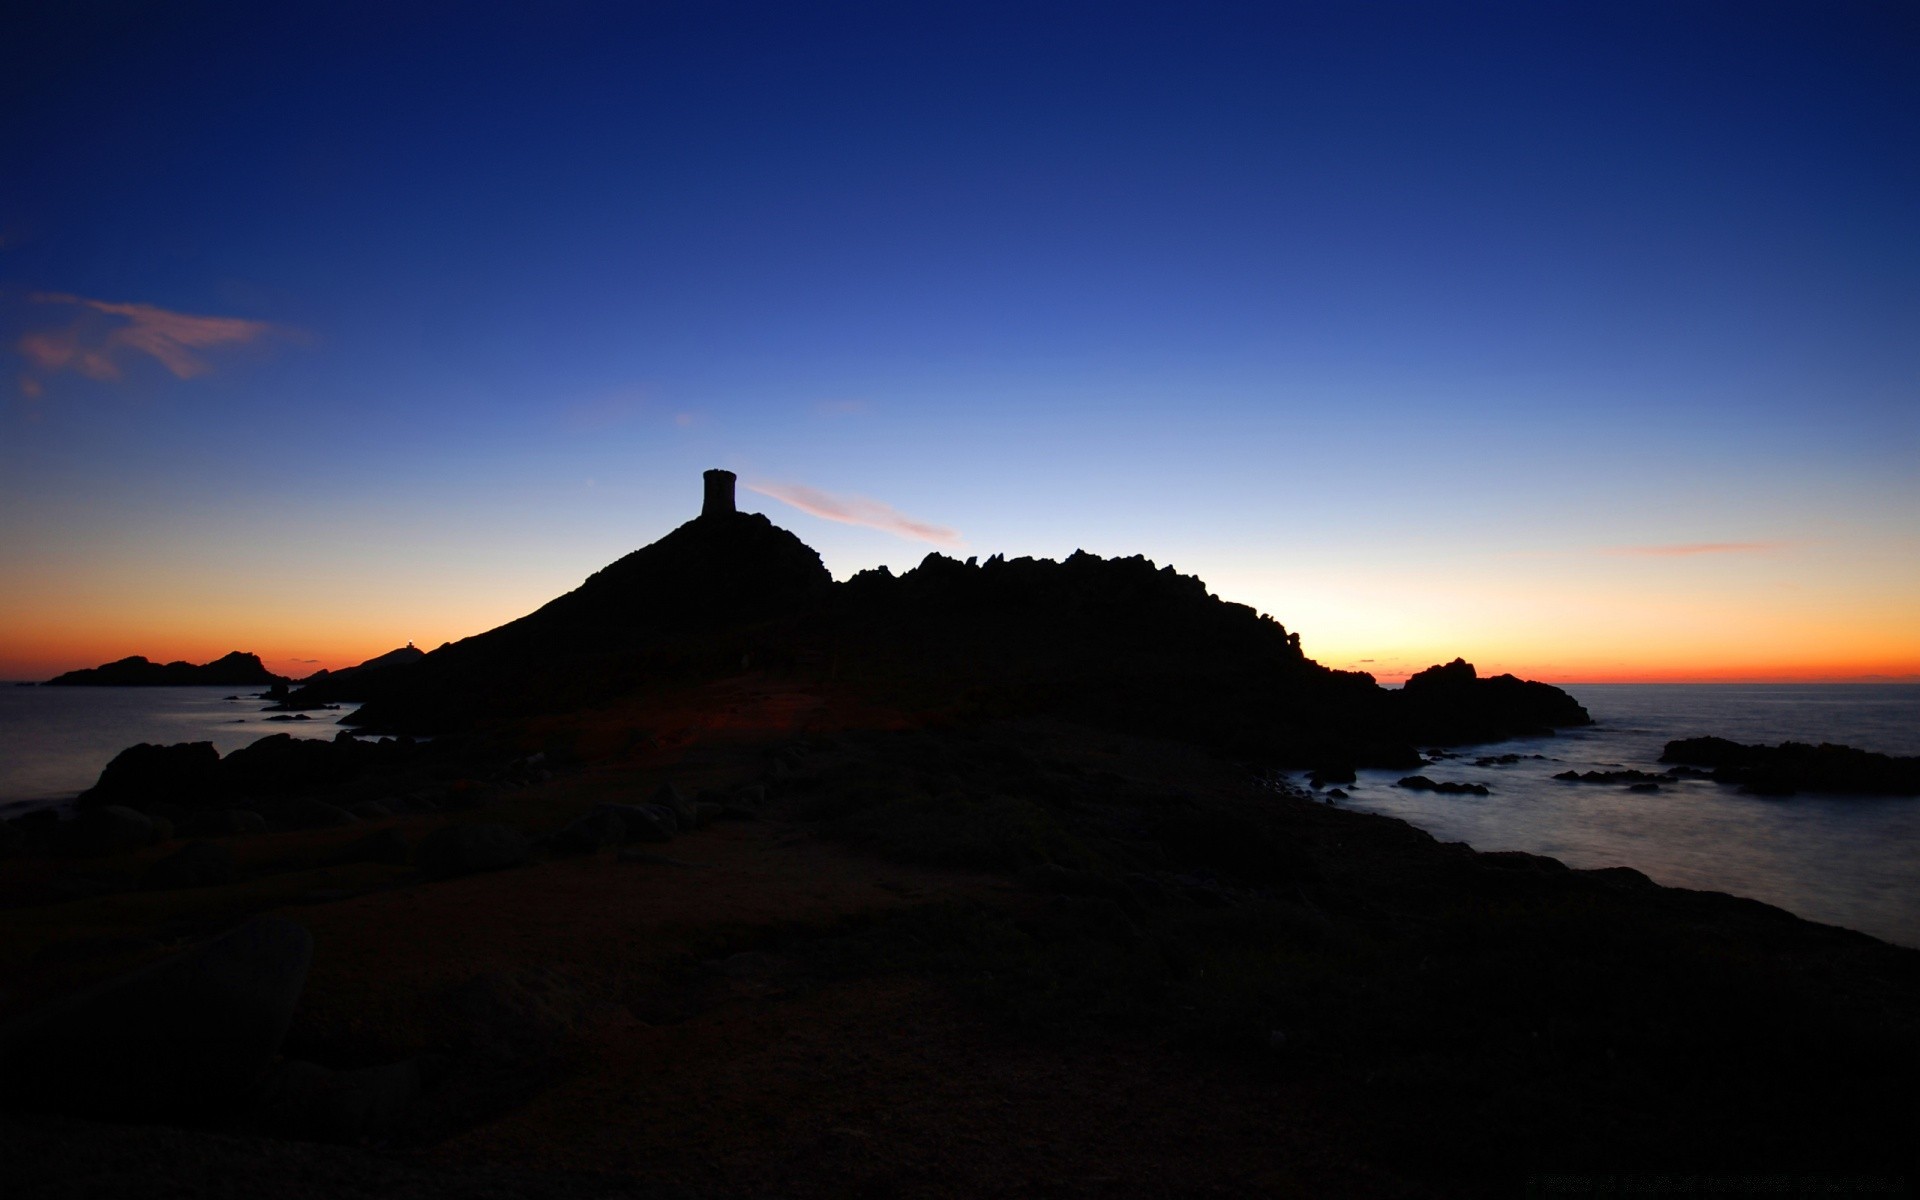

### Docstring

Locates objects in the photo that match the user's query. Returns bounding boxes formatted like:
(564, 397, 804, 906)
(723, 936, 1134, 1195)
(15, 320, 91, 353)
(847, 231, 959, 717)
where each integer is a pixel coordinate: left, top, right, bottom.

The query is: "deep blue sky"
(3, 1, 1915, 680)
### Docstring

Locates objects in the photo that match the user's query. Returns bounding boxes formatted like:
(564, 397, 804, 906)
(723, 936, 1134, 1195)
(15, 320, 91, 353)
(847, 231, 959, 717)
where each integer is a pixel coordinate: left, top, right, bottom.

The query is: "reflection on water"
(1314, 685, 1920, 949)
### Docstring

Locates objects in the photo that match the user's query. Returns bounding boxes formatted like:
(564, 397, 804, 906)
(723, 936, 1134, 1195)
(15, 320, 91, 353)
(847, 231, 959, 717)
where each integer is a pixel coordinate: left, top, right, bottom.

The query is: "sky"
(2, 0, 1915, 684)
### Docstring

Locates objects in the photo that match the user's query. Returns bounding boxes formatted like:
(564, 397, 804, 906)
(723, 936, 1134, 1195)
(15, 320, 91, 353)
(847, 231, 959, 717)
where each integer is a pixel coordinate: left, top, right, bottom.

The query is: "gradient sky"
(3, 0, 1915, 683)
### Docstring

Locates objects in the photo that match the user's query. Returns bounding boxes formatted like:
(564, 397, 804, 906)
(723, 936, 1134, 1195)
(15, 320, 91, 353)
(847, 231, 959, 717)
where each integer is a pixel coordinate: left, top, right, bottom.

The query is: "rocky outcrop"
(44, 652, 286, 687)
(1660, 737, 1920, 796)
(1397, 775, 1490, 796)
(1391, 658, 1592, 744)
(77, 732, 426, 817)
(79, 742, 223, 809)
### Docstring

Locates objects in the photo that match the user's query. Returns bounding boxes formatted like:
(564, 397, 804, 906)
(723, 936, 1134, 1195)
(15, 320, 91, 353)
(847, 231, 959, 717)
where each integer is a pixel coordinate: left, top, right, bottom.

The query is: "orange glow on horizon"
(7, 624, 1916, 689)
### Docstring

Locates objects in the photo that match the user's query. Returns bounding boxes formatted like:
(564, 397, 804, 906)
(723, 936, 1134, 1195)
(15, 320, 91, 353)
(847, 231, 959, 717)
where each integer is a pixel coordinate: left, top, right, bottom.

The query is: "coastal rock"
(141, 840, 238, 890)
(58, 805, 168, 857)
(1553, 768, 1676, 785)
(416, 823, 533, 879)
(333, 828, 412, 865)
(551, 809, 627, 854)
(261, 796, 358, 830)
(1396, 775, 1490, 796)
(0, 917, 313, 1118)
(594, 803, 675, 843)
(178, 808, 268, 837)
(79, 741, 223, 810)
(222, 733, 368, 798)
(1659, 737, 1920, 796)
(1393, 658, 1592, 744)
(651, 782, 699, 832)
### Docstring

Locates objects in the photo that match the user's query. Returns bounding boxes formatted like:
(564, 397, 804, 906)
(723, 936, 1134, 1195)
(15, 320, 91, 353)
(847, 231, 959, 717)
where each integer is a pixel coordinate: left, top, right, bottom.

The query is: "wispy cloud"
(19, 293, 279, 386)
(747, 479, 963, 548)
(1606, 541, 1785, 557)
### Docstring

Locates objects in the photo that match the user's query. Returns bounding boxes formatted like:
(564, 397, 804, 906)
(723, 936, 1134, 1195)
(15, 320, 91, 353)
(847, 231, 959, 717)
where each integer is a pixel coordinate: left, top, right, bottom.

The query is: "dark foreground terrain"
(1, 669, 1914, 1198)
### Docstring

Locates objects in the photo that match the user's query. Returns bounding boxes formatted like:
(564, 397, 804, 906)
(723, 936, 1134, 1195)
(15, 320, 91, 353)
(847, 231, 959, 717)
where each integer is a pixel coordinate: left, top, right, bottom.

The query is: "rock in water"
(0, 917, 313, 1118)
(1660, 736, 1920, 796)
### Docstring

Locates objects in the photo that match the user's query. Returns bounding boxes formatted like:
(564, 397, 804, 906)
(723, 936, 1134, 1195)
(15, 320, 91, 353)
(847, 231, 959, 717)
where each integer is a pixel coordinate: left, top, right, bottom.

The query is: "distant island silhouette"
(43, 651, 286, 688)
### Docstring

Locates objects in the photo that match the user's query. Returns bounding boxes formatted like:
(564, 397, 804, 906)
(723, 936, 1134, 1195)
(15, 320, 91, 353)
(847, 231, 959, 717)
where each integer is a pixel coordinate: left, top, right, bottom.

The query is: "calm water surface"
(3, 682, 1915, 947)
(0, 685, 356, 812)
(1313, 684, 1920, 948)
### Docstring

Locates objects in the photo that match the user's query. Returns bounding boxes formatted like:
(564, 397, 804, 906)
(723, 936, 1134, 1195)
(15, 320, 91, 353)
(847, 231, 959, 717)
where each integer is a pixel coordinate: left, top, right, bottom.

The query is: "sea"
(0, 685, 358, 815)
(1305, 684, 1920, 949)
(1, 682, 1915, 948)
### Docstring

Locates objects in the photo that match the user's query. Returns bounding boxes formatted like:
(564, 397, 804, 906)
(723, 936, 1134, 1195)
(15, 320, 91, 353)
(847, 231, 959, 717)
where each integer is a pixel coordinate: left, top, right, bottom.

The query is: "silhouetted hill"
(307, 500, 832, 729)
(44, 652, 286, 688)
(295, 644, 425, 688)
(325, 472, 1588, 763)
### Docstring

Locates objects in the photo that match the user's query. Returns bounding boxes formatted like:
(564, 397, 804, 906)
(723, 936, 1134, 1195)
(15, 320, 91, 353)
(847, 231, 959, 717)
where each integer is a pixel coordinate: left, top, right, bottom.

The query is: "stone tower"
(702, 468, 737, 518)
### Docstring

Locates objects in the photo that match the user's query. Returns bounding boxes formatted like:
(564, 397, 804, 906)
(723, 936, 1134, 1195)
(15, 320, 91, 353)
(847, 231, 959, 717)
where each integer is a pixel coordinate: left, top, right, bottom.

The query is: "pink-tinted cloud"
(747, 479, 963, 548)
(1606, 541, 1785, 557)
(20, 293, 277, 384)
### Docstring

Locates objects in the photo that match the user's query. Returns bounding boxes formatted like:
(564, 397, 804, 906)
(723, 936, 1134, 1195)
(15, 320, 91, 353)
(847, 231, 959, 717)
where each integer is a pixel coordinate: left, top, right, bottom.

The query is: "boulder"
(551, 809, 626, 854)
(58, 805, 167, 857)
(0, 917, 313, 1118)
(651, 782, 699, 831)
(334, 828, 411, 865)
(416, 823, 533, 879)
(594, 803, 674, 843)
(141, 840, 238, 890)
(265, 796, 358, 830)
(78, 741, 223, 811)
(178, 808, 269, 837)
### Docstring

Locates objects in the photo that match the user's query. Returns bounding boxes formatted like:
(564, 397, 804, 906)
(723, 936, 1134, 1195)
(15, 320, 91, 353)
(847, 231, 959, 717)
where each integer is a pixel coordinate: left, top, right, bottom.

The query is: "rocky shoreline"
(1, 679, 1914, 1196)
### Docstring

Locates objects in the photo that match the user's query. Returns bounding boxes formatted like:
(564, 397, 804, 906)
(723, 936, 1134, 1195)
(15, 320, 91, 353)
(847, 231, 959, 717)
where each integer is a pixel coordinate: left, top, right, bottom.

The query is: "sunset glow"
(2, 4, 1913, 686)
